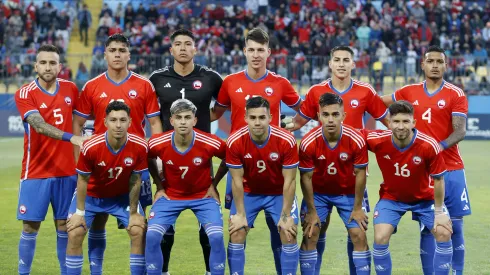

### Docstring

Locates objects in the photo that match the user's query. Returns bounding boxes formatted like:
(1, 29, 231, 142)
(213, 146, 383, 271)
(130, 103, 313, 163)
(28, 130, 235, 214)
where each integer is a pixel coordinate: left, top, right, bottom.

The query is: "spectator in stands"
(38, 2, 54, 34)
(311, 65, 328, 84)
(147, 3, 159, 23)
(356, 21, 371, 50)
(17, 57, 34, 87)
(6, 31, 23, 54)
(483, 22, 490, 45)
(58, 64, 72, 81)
(99, 12, 113, 29)
(93, 41, 104, 55)
(63, 2, 77, 26)
(410, 1, 426, 23)
(99, 3, 112, 18)
(479, 76, 490, 95)
(75, 62, 89, 90)
(406, 44, 418, 78)
(465, 73, 480, 95)
(124, 4, 135, 26)
(78, 4, 92, 47)
(473, 44, 488, 66)
(91, 51, 107, 77)
(114, 3, 123, 25)
(55, 10, 70, 47)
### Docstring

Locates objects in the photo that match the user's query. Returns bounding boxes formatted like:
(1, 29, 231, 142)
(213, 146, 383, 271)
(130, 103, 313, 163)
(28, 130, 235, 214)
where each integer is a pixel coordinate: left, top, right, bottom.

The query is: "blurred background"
(0, 0, 489, 139)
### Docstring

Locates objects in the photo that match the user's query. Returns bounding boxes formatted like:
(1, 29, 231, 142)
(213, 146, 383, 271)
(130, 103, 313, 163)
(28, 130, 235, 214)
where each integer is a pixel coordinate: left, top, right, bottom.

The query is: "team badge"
(19, 205, 27, 214)
(269, 152, 279, 161)
(149, 212, 155, 219)
(193, 157, 203, 166)
(373, 210, 379, 219)
(265, 87, 274, 96)
(350, 99, 359, 108)
(65, 97, 72, 105)
(124, 157, 133, 166)
(437, 99, 446, 108)
(340, 152, 349, 161)
(193, 80, 202, 90)
(413, 156, 422, 165)
(128, 90, 138, 99)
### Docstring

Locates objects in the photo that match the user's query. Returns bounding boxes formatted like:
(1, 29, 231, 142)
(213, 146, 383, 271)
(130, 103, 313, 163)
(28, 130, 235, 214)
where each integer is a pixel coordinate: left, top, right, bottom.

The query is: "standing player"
(148, 29, 224, 275)
(144, 99, 226, 275)
(211, 28, 302, 273)
(382, 45, 469, 275)
(283, 45, 388, 273)
(14, 44, 86, 275)
(72, 34, 163, 274)
(65, 101, 147, 275)
(299, 93, 371, 275)
(226, 97, 299, 275)
(366, 101, 453, 275)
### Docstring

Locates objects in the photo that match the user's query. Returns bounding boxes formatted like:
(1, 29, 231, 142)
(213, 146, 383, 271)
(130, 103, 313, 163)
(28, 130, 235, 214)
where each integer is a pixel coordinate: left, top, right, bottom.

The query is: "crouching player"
(365, 101, 453, 275)
(144, 99, 226, 274)
(299, 93, 371, 274)
(65, 101, 147, 275)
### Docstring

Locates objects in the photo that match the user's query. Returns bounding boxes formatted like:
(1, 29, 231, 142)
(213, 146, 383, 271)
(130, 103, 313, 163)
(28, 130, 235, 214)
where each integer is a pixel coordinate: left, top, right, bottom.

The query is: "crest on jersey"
(350, 99, 359, 108)
(340, 152, 349, 161)
(19, 205, 27, 214)
(374, 210, 379, 219)
(193, 80, 202, 90)
(149, 212, 155, 219)
(437, 99, 446, 108)
(193, 157, 203, 166)
(265, 87, 274, 96)
(124, 157, 133, 166)
(128, 90, 138, 99)
(413, 156, 422, 165)
(269, 152, 279, 161)
(65, 97, 72, 105)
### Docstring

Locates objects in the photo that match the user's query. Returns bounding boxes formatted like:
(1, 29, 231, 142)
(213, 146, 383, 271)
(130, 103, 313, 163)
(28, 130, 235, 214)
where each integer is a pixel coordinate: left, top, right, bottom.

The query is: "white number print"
(108, 167, 123, 179)
(245, 95, 260, 101)
(180, 88, 185, 99)
(422, 108, 432, 124)
(394, 163, 410, 177)
(109, 98, 125, 103)
(461, 188, 468, 203)
(179, 166, 189, 179)
(53, 108, 63, 125)
(257, 160, 266, 173)
(327, 162, 337, 175)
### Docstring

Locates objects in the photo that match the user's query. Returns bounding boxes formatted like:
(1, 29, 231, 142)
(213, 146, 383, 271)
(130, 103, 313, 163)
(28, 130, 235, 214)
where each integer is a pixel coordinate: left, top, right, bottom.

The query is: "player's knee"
(434, 227, 452, 242)
(22, 221, 41, 233)
(374, 231, 390, 245)
(230, 228, 247, 244)
(55, 219, 67, 231)
(67, 227, 86, 245)
(128, 226, 145, 241)
(349, 229, 367, 245)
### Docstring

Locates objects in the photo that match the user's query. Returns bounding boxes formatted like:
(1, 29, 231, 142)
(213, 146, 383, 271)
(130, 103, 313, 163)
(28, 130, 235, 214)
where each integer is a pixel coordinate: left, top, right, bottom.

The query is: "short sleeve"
(298, 138, 315, 172)
(211, 71, 223, 100)
(280, 79, 301, 108)
(133, 147, 148, 174)
(299, 87, 317, 120)
(366, 91, 388, 120)
(353, 141, 369, 168)
(76, 146, 92, 175)
(451, 94, 468, 118)
(144, 81, 161, 118)
(226, 141, 243, 169)
(428, 150, 447, 179)
(215, 77, 230, 107)
(74, 84, 93, 118)
(71, 83, 80, 111)
(282, 140, 299, 169)
(213, 136, 226, 160)
(392, 87, 406, 102)
(15, 87, 39, 120)
(148, 134, 165, 159)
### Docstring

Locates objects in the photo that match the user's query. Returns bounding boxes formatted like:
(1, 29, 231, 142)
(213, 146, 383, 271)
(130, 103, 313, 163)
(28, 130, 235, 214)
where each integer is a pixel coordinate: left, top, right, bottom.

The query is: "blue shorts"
(300, 193, 368, 229)
(139, 171, 152, 209)
(17, 175, 77, 221)
(229, 193, 299, 227)
(374, 199, 447, 231)
(68, 192, 144, 228)
(148, 197, 223, 227)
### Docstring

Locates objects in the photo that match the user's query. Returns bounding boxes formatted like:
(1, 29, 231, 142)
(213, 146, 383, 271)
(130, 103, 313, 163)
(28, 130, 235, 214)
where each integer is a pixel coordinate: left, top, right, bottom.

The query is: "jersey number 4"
(422, 108, 431, 123)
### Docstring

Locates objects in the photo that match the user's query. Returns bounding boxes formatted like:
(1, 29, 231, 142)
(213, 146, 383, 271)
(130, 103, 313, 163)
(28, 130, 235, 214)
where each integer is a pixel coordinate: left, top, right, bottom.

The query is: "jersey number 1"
(180, 88, 185, 99)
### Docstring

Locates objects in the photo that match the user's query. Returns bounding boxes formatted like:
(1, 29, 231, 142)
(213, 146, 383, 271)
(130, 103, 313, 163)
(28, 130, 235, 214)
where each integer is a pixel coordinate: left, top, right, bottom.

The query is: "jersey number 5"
(53, 108, 63, 125)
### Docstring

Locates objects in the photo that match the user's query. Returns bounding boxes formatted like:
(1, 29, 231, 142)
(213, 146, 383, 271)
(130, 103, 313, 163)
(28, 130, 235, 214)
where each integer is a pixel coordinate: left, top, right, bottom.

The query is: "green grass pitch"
(0, 138, 489, 274)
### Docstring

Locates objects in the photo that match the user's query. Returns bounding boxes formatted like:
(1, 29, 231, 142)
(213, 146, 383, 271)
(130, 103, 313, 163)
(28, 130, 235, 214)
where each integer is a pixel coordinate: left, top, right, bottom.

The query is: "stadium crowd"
(0, 0, 489, 94)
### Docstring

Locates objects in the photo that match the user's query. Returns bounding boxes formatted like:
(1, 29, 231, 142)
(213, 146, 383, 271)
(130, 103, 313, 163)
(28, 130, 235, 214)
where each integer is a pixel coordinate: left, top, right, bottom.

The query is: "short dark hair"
(106, 101, 131, 116)
(246, 96, 270, 111)
(105, 33, 130, 48)
(424, 45, 446, 60)
(319, 93, 343, 108)
(37, 44, 60, 55)
(245, 28, 269, 46)
(330, 46, 354, 58)
(389, 100, 413, 117)
(170, 29, 195, 43)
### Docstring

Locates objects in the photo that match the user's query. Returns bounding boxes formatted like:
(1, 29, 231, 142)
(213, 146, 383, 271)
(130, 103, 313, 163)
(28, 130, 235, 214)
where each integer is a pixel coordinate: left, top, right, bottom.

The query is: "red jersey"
(76, 133, 148, 198)
(216, 70, 301, 133)
(15, 79, 79, 179)
(300, 79, 388, 129)
(148, 130, 226, 200)
(74, 71, 160, 137)
(226, 125, 299, 195)
(393, 81, 467, 171)
(299, 125, 368, 195)
(365, 129, 446, 203)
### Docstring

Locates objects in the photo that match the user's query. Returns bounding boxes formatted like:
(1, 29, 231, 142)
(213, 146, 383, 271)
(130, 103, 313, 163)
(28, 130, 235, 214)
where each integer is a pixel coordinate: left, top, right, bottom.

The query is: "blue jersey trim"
(392, 129, 417, 152)
(35, 78, 60, 96)
(73, 110, 90, 119)
(423, 80, 445, 97)
(328, 79, 353, 94)
(105, 132, 128, 155)
(171, 131, 195, 155)
(244, 69, 268, 83)
(76, 168, 91, 176)
(226, 163, 243, 169)
(322, 126, 342, 150)
(105, 71, 132, 86)
(249, 126, 271, 149)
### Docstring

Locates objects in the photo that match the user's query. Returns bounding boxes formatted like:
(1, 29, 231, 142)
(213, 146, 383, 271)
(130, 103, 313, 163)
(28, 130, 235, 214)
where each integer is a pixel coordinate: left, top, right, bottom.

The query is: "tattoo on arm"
(281, 212, 289, 222)
(26, 113, 64, 140)
(444, 116, 467, 148)
(128, 173, 141, 214)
